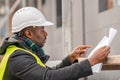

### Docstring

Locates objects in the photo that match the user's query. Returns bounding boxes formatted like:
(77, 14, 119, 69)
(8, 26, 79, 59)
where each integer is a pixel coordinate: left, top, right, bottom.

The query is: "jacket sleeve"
(8, 50, 93, 80)
(51, 56, 72, 69)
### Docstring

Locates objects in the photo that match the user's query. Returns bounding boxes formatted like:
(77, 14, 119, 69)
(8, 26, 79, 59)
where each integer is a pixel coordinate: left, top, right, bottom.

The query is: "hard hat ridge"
(12, 7, 53, 33)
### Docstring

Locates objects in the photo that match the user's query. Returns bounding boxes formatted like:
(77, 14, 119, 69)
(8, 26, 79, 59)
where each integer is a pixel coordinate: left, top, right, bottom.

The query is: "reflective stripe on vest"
(0, 45, 45, 80)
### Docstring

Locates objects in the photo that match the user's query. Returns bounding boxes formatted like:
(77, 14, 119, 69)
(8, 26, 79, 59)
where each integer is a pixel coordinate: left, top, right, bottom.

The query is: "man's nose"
(44, 31, 48, 36)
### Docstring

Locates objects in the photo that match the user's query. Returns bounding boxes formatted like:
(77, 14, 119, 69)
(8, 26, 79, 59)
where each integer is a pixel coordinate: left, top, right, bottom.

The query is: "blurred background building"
(0, 0, 120, 80)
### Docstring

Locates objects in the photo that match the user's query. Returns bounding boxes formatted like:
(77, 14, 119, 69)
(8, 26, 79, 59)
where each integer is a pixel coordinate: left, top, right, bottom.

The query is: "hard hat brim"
(42, 21, 54, 26)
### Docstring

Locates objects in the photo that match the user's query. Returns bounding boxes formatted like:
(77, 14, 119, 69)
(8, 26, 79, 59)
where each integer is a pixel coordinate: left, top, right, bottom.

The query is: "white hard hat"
(12, 7, 53, 33)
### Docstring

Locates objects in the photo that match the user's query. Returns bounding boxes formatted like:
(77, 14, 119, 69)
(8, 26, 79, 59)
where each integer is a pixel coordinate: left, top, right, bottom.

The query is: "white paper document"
(88, 28, 117, 73)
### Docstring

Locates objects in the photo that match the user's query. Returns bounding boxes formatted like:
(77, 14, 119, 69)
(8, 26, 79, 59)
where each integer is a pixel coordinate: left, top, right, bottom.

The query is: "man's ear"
(24, 30, 33, 39)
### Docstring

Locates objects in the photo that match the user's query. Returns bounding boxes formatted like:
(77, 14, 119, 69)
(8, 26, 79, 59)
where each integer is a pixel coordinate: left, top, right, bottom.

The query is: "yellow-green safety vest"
(0, 45, 45, 80)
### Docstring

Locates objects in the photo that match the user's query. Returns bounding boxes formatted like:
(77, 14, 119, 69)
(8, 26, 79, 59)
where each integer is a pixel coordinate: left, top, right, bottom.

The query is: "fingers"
(80, 45, 93, 49)
(75, 49, 87, 57)
(74, 49, 86, 54)
(104, 46, 110, 50)
(75, 45, 92, 51)
(89, 46, 110, 66)
(101, 45, 110, 50)
(99, 46, 110, 57)
(102, 46, 110, 56)
(73, 45, 92, 57)
(104, 46, 110, 57)
(99, 46, 110, 53)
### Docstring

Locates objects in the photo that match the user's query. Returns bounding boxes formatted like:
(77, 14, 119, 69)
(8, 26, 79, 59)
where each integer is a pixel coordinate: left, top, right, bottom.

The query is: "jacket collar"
(0, 37, 50, 63)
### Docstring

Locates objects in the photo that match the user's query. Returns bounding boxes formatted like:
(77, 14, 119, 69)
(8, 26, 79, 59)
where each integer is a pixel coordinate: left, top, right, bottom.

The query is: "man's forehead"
(22, 26, 45, 32)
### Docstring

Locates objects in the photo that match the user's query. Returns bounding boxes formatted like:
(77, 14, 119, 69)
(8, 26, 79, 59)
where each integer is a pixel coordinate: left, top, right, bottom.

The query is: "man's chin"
(38, 43, 45, 48)
(39, 45, 44, 47)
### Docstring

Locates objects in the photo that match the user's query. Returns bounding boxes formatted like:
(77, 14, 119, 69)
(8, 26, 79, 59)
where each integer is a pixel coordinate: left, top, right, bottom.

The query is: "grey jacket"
(0, 37, 93, 80)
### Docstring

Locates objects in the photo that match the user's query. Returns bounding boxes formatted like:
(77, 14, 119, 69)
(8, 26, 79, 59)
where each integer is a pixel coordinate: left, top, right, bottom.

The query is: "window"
(56, 0, 62, 27)
(99, 0, 113, 12)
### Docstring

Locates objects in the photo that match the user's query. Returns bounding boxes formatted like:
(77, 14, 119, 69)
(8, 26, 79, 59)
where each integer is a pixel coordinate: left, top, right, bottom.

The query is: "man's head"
(19, 26, 47, 47)
(12, 7, 53, 47)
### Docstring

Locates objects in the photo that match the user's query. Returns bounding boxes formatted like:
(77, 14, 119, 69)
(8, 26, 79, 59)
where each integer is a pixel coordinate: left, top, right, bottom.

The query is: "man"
(0, 7, 110, 80)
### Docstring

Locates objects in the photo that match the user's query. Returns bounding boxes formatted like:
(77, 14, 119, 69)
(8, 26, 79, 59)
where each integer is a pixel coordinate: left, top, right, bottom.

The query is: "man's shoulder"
(9, 49, 36, 61)
(8, 49, 37, 69)
(0, 37, 23, 55)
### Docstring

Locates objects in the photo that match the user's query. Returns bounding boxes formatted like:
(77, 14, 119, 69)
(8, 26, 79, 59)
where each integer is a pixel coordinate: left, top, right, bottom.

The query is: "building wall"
(71, 0, 84, 48)
(41, 0, 63, 60)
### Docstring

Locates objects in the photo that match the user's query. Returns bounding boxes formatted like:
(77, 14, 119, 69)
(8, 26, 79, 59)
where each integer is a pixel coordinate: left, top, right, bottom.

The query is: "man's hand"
(88, 46, 110, 66)
(69, 45, 92, 63)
